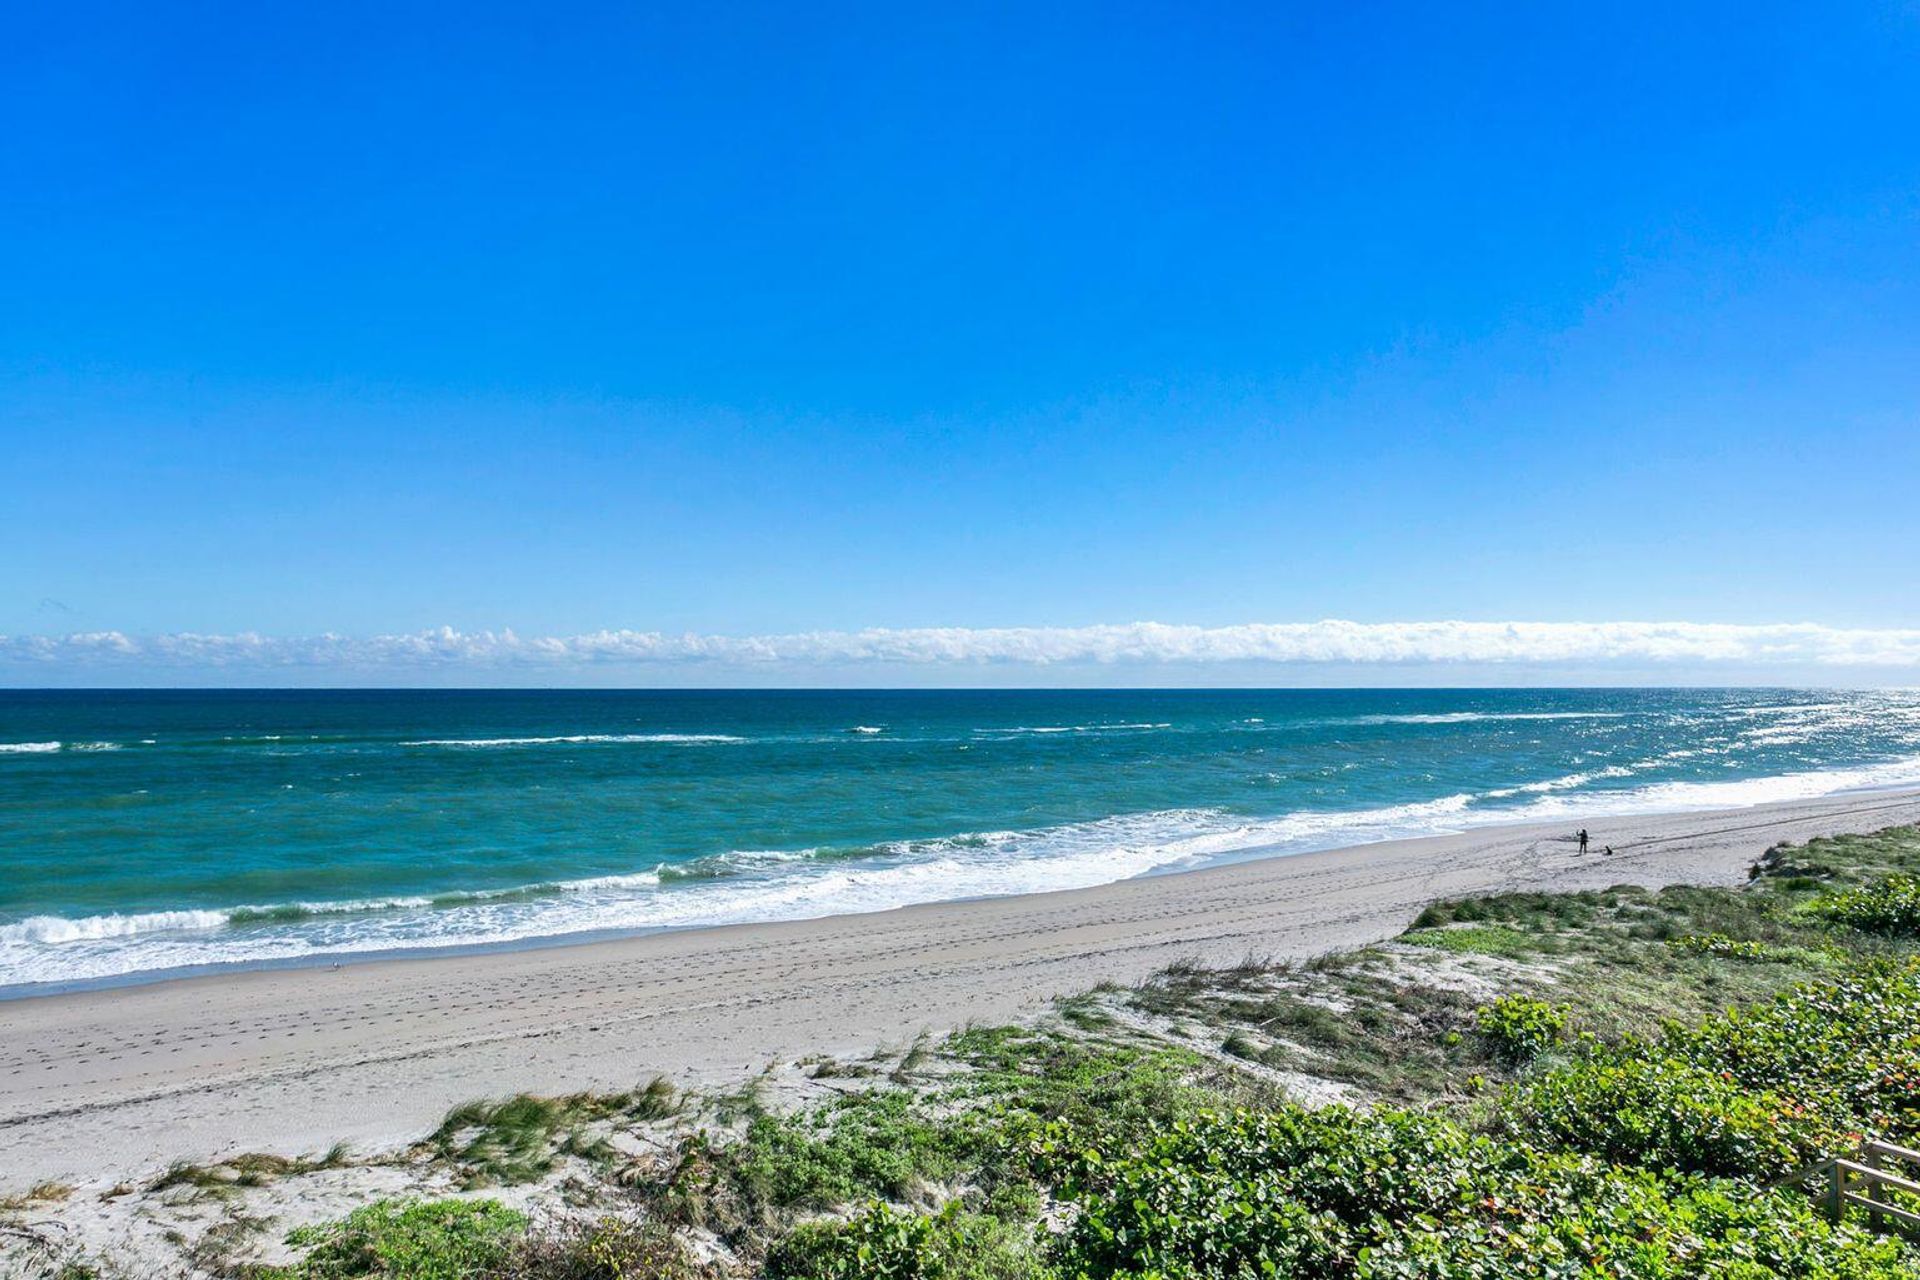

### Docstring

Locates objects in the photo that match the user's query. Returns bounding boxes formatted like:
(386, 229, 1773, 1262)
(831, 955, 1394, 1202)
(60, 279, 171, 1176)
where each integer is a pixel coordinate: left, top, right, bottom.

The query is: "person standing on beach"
(1577, 828, 1589, 854)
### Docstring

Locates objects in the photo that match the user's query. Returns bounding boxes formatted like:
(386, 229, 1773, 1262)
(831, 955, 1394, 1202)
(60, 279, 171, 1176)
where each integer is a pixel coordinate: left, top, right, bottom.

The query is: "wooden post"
(1867, 1147, 1887, 1231)
(1832, 1162, 1846, 1222)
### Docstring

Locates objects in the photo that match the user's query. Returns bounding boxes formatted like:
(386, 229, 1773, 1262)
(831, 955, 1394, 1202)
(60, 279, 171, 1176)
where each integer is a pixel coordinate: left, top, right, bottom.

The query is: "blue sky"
(5, 2, 1920, 684)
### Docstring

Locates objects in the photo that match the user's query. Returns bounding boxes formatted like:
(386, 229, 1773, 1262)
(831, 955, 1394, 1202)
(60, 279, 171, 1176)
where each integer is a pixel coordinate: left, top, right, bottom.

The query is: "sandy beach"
(6, 787, 1920, 1193)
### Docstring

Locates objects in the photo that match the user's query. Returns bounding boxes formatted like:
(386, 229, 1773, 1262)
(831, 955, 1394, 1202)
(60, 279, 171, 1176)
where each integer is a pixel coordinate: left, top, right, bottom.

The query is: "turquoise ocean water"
(4, 688, 1920, 992)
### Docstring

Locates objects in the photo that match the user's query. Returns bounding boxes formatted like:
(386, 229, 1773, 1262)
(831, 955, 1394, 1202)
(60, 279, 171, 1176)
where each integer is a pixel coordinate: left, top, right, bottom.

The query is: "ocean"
(4, 687, 1919, 992)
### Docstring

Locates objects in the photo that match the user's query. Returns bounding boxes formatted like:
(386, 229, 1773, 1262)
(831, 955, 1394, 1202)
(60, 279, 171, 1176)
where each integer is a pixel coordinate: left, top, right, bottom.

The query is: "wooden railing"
(1773, 1139, 1920, 1234)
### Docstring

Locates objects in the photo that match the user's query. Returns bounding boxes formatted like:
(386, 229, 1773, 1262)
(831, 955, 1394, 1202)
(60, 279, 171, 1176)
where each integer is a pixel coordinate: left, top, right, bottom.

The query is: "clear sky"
(5, 2, 1919, 685)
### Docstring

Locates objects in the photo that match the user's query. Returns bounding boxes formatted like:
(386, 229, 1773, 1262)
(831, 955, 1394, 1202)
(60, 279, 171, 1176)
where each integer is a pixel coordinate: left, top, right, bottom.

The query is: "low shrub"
(1511, 1052, 1839, 1179)
(1665, 959, 1920, 1143)
(280, 1198, 527, 1279)
(1473, 994, 1566, 1066)
(485, 1217, 713, 1280)
(1822, 876, 1920, 936)
(763, 1202, 1045, 1280)
(1037, 1107, 1913, 1278)
(1400, 924, 1535, 958)
(1667, 933, 1834, 965)
(1501, 960, 1920, 1180)
(727, 1090, 979, 1212)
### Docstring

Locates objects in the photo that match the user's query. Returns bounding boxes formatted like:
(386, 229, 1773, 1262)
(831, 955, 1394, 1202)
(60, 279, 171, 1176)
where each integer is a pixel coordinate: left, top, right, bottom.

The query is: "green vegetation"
(426, 1079, 677, 1187)
(0, 1181, 74, 1211)
(1667, 931, 1839, 964)
(275, 1199, 527, 1279)
(764, 1202, 1044, 1280)
(1399, 922, 1533, 958)
(39, 824, 1920, 1279)
(1511, 959, 1920, 1179)
(1040, 1107, 1910, 1278)
(1472, 993, 1567, 1065)
(146, 1145, 353, 1199)
(486, 1217, 717, 1280)
(1821, 874, 1920, 936)
(640, 1029, 1228, 1249)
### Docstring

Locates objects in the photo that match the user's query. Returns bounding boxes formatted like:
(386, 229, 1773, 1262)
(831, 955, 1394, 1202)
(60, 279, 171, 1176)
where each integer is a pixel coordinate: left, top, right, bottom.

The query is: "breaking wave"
(401, 734, 745, 747)
(974, 722, 1174, 736)
(1340, 712, 1631, 726)
(7, 750, 1920, 989)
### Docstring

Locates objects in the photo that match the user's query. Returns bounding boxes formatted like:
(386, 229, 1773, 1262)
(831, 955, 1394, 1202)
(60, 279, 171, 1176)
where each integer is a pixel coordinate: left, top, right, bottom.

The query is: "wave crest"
(8, 753, 1920, 988)
(402, 734, 745, 747)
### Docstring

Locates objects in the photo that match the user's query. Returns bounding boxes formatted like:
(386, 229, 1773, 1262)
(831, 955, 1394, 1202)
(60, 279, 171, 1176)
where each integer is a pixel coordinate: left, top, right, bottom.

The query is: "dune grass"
(426, 1079, 678, 1188)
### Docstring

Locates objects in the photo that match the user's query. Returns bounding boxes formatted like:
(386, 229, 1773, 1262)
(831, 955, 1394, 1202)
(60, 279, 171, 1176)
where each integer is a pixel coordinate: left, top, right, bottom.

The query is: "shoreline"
(15, 775, 1920, 1002)
(0, 800, 1786, 1003)
(6, 786, 1920, 1191)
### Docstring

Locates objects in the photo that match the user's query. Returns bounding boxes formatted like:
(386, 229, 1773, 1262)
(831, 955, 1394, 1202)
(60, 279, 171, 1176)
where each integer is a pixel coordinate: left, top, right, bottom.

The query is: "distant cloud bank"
(5, 621, 1920, 674)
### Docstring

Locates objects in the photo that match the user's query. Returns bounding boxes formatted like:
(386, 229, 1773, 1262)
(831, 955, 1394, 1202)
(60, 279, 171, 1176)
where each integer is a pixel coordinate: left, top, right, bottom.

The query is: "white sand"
(5, 787, 1920, 1193)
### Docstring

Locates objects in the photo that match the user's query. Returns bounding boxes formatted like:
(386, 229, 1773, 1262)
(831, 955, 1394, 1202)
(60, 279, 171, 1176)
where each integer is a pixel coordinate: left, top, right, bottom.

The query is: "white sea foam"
(1482, 765, 1637, 798)
(1341, 712, 1630, 726)
(401, 733, 745, 747)
(0, 802, 1477, 983)
(1493, 755, 1920, 821)
(1, 909, 233, 944)
(0, 876, 678, 951)
(535, 869, 664, 892)
(8, 753, 1920, 988)
(847, 726, 885, 735)
(0, 741, 62, 754)
(975, 722, 1173, 735)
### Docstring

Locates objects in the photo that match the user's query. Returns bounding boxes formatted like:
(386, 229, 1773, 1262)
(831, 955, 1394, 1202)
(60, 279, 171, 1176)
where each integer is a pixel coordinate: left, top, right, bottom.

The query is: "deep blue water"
(4, 687, 1919, 990)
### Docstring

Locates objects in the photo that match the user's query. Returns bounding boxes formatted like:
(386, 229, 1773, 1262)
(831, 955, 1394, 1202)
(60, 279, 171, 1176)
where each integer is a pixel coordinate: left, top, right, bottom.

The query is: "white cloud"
(5, 620, 1920, 673)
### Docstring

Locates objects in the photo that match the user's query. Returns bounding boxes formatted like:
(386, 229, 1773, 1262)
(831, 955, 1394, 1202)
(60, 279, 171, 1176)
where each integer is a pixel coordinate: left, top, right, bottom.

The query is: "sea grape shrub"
(1036, 1108, 1914, 1279)
(1661, 960, 1920, 1147)
(1820, 877, 1920, 936)
(763, 1202, 1046, 1280)
(1509, 960, 1920, 1179)
(1472, 995, 1566, 1067)
(1360, 1179, 1919, 1280)
(1038, 1107, 1527, 1275)
(1512, 1053, 1833, 1180)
